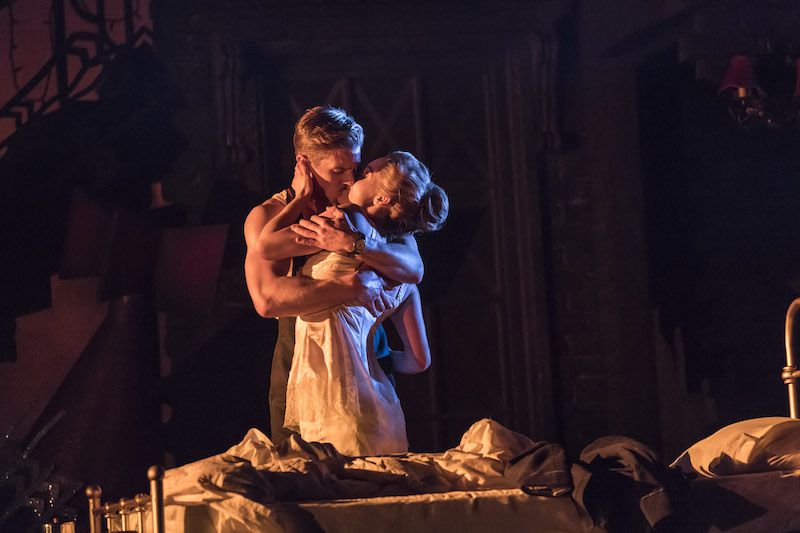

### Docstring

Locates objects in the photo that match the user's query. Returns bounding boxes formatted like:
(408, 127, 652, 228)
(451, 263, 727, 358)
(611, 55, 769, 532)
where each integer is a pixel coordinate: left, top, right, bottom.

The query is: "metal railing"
(86, 465, 164, 533)
(1, 0, 152, 152)
(783, 297, 800, 419)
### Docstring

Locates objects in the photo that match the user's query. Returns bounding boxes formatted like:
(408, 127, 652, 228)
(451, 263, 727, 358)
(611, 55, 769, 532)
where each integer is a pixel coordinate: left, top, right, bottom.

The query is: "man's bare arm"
(244, 203, 389, 317)
(358, 233, 423, 285)
(291, 207, 424, 284)
(245, 252, 376, 317)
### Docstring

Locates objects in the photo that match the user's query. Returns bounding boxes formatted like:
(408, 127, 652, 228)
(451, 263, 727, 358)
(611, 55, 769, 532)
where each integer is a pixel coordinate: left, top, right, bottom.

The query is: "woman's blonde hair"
(374, 151, 449, 237)
(293, 105, 364, 159)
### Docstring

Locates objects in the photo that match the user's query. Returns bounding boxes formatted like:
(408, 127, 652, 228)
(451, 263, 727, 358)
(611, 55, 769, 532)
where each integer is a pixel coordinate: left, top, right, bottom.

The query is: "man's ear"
(374, 194, 391, 207)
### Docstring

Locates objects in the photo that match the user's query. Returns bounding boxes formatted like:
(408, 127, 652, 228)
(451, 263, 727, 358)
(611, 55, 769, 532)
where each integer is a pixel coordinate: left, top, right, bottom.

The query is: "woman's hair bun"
(416, 182, 449, 234)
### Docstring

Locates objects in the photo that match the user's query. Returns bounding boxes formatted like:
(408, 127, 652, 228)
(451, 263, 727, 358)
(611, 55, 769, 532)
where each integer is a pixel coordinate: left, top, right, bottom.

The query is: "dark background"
(3, 0, 800, 501)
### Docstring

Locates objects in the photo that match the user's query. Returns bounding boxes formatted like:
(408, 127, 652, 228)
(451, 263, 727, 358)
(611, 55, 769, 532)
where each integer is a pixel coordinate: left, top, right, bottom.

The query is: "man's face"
(309, 148, 361, 204)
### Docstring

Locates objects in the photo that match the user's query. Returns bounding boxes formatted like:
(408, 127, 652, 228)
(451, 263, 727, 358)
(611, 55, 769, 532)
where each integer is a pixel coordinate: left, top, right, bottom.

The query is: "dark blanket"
(506, 435, 688, 532)
(570, 436, 689, 532)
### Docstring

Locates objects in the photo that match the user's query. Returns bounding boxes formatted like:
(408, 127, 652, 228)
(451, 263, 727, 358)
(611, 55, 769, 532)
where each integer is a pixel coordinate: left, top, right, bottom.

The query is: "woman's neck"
(340, 203, 387, 237)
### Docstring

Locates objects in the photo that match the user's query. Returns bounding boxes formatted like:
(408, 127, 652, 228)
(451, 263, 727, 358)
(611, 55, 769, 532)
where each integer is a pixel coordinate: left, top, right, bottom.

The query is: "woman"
(275, 151, 448, 455)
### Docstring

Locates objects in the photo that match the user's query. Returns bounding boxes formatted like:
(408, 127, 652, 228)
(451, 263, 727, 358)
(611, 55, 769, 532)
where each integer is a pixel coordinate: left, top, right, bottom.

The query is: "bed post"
(783, 297, 800, 418)
(135, 492, 148, 533)
(85, 485, 102, 533)
(148, 465, 166, 533)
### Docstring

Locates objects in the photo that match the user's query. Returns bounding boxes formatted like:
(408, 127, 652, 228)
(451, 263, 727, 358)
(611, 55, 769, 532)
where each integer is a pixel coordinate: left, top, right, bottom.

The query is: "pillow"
(671, 417, 800, 477)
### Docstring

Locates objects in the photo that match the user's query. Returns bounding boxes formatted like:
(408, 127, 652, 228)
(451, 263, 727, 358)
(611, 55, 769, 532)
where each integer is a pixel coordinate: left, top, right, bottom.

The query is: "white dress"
(284, 226, 409, 456)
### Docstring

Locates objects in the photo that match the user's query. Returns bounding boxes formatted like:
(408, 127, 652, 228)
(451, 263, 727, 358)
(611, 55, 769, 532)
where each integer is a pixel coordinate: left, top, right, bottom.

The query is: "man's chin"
(335, 189, 351, 205)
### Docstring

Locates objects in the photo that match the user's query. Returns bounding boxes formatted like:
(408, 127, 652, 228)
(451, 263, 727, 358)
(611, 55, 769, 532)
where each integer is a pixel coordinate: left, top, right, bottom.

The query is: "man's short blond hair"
(293, 105, 364, 159)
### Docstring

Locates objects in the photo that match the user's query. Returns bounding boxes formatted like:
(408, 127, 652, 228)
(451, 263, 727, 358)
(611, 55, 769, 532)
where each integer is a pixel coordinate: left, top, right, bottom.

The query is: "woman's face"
(348, 157, 389, 208)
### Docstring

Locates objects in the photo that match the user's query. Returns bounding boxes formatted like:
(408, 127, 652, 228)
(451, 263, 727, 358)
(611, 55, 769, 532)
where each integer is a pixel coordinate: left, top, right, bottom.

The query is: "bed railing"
(85, 465, 165, 533)
(783, 297, 800, 419)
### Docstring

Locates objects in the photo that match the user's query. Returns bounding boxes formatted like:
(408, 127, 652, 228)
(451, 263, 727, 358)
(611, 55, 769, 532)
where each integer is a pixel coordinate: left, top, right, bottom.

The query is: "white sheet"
(158, 418, 564, 532)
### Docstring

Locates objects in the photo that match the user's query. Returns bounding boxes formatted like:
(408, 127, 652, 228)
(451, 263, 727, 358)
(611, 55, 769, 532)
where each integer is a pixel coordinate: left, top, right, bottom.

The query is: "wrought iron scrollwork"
(0, 0, 152, 152)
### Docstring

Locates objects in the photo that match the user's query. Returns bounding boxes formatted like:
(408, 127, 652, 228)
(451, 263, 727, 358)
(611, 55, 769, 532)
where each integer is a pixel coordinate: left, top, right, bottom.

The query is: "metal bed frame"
(783, 297, 800, 419)
(85, 466, 164, 533)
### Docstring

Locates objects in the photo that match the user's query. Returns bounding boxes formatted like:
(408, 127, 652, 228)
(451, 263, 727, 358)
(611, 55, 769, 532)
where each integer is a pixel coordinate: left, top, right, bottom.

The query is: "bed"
(83, 297, 800, 533)
(86, 420, 591, 533)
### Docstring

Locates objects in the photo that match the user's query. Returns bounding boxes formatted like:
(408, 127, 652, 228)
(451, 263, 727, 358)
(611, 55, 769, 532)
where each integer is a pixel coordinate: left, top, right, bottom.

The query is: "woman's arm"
(360, 233, 423, 285)
(255, 201, 320, 261)
(341, 208, 424, 284)
(386, 285, 431, 374)
(255, 158, 322, 261)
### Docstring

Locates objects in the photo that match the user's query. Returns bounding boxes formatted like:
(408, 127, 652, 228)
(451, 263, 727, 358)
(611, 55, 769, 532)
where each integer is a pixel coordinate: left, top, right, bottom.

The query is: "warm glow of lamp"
(719, 41, 800, 128)
(718, 55, 760, 95)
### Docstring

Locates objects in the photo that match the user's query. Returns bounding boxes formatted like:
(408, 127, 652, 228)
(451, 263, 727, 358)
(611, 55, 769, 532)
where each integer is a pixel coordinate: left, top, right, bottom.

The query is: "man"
(244, 105, 423, 444)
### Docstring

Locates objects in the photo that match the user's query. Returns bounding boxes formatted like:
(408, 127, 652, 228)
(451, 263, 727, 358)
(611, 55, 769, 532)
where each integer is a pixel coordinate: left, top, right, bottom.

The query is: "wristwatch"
(350, 232, 367, 256)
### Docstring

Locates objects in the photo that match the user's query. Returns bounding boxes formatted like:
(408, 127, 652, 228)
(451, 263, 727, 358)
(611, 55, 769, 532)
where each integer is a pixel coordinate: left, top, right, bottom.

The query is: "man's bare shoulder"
(250, 197, 285, 216)
(244, 193, 290, 244)
(250, 188, 291, 215)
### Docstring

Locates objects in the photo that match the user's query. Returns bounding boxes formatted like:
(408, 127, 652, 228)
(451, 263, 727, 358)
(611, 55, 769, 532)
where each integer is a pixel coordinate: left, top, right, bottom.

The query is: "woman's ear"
(374, 194, 391, 207)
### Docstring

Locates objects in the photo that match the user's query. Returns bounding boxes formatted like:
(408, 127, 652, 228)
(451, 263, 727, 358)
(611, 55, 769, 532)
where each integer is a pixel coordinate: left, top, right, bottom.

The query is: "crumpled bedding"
(162, 418, 569, 532)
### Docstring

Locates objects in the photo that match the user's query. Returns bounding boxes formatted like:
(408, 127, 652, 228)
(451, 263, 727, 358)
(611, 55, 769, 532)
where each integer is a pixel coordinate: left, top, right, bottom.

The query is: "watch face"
(354, 233, 367, 254)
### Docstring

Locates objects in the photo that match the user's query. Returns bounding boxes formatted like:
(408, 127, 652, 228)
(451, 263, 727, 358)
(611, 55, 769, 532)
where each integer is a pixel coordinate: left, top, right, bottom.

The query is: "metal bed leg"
(135, 493, 148, 533)
(103, 502, 113, 532)
(783, 298, 800, 418)
(85, 485, 102, 533)
(148, 465, 166, 533)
